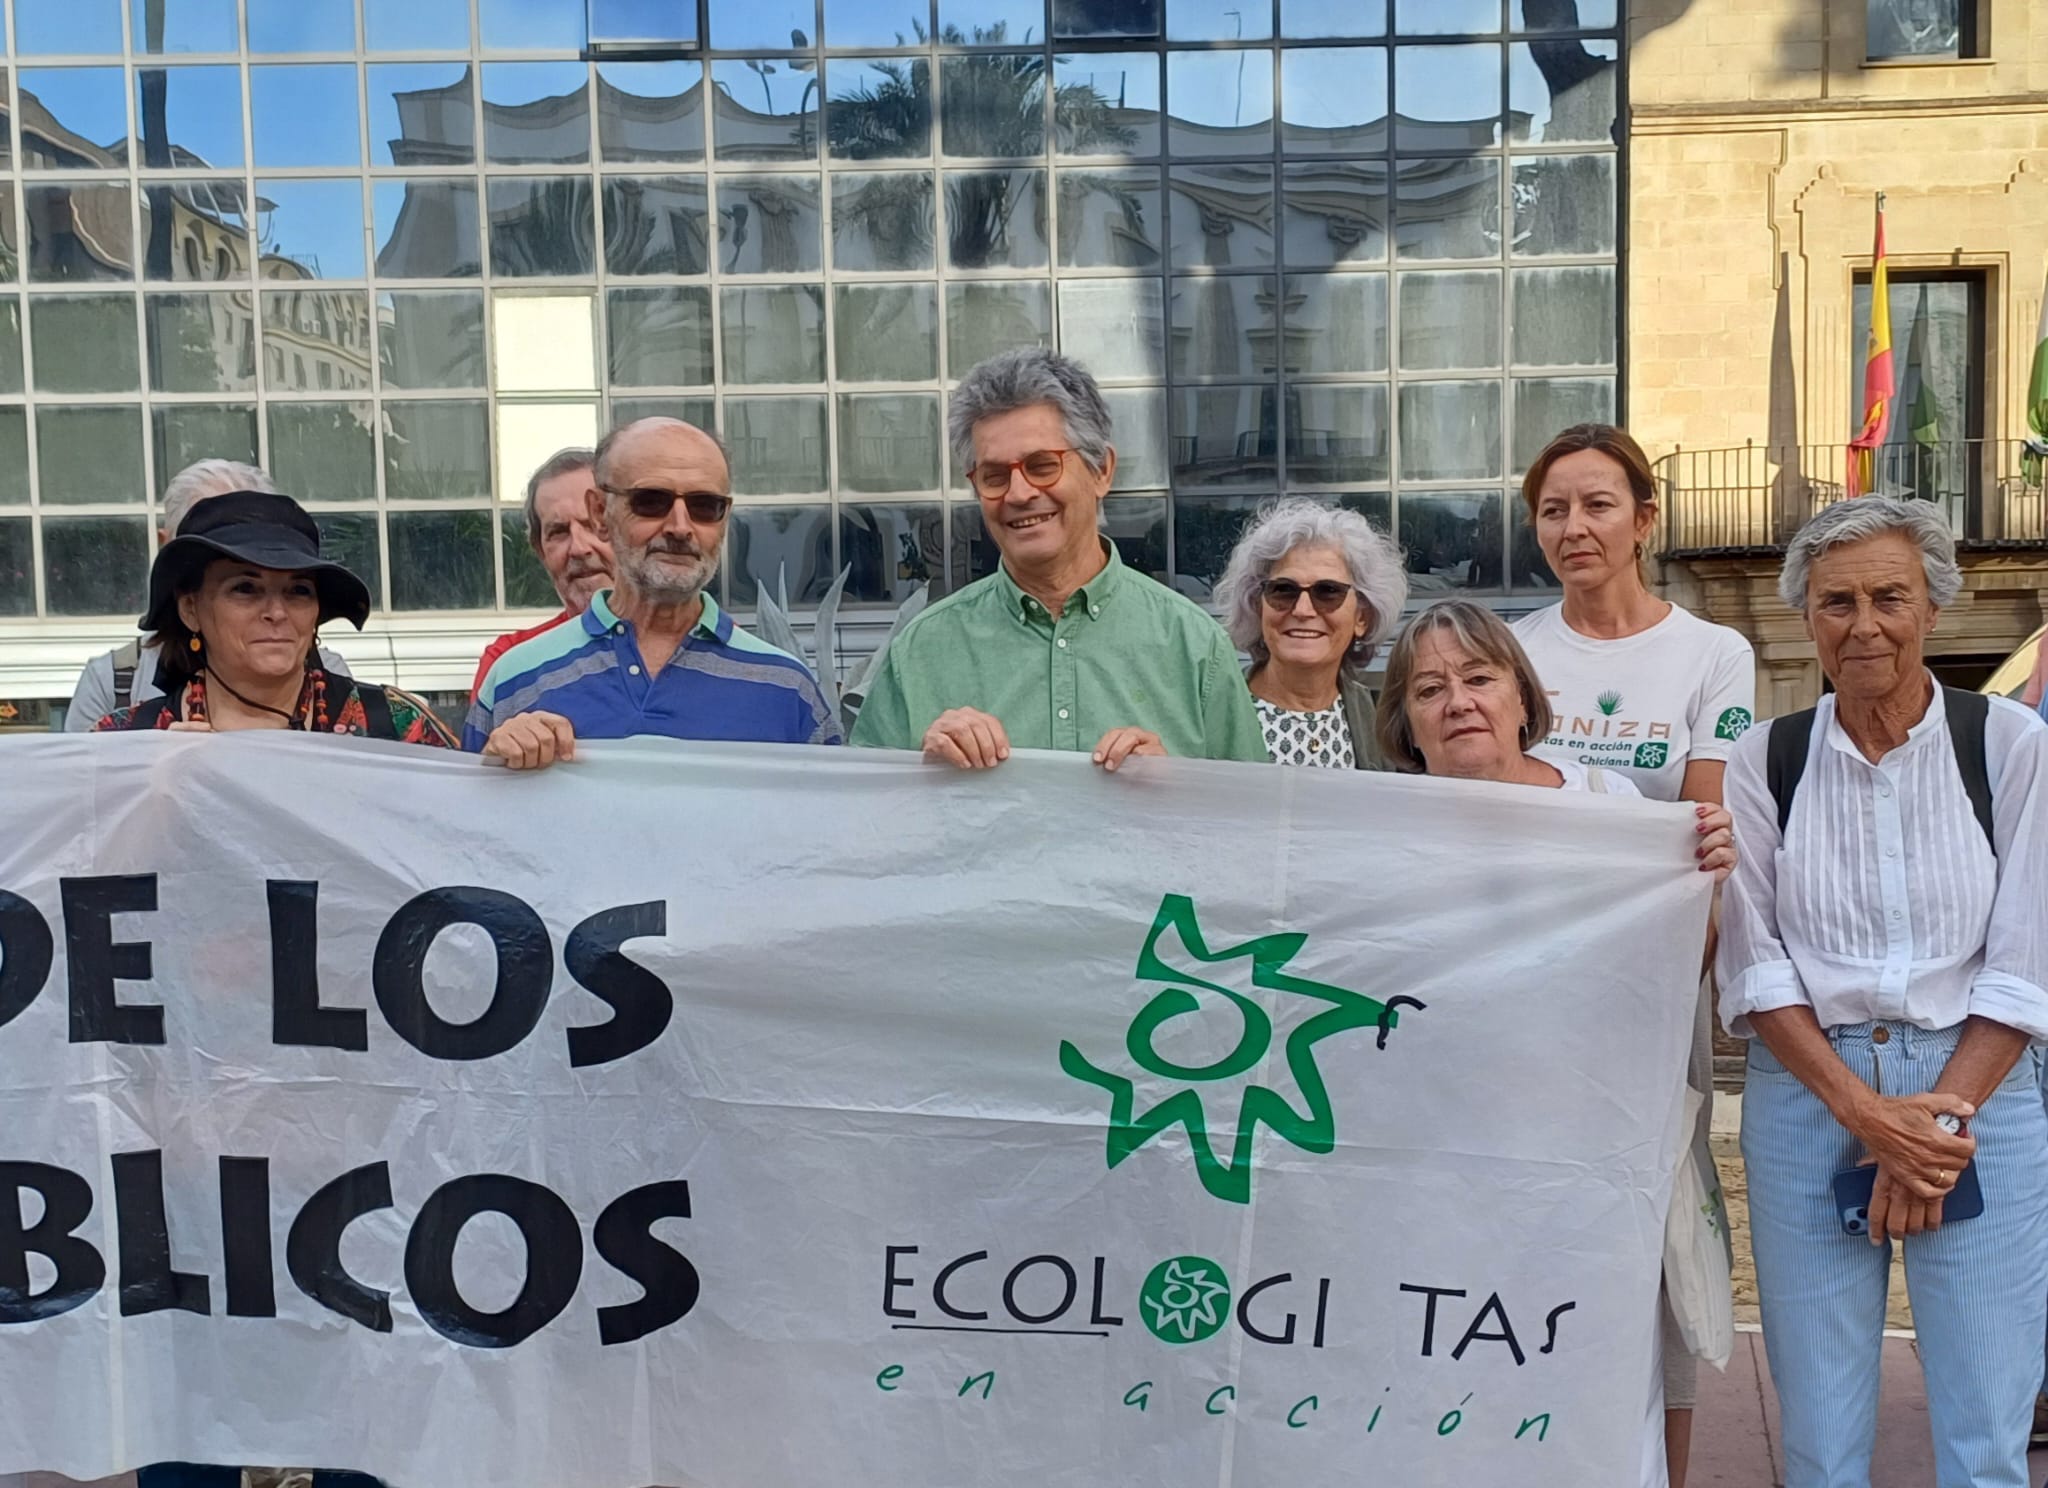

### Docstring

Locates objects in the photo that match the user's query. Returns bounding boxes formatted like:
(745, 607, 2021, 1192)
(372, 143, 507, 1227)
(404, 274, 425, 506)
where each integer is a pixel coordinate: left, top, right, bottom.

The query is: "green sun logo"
(1139, 1256, 1232, 1344)
(1059, 895, 1419, 1205)
(1715, 706, 1753, 742)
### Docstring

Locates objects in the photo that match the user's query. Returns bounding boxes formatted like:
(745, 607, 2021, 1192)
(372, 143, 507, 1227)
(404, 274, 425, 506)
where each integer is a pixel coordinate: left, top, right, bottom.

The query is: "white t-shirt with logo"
(1512, 601, 1757, 802)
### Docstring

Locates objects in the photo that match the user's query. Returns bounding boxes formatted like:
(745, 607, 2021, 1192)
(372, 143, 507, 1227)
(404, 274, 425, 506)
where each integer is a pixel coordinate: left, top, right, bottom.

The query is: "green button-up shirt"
(850, 541, 1268, 762)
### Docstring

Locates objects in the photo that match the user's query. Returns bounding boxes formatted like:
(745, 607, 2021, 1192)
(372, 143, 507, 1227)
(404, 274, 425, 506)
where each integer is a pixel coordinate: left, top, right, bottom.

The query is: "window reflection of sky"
(252, 65, 363, 168)
(1282, 0, 1384, 39)
(591, 0, 698, 44)
(135, 0, 241, 54)
(1396, 44, 1502, 148)
(142, 67, 247, 169)
(369, 64, 475, 166)
(17, 0, 124, 56)
(248, 0, 357, 53)
(480, 0, 585, 51)
(259, 178, 367, 279)
(367, 0, 474, 51)
(1168, 0, 1272, 43)
(21, 69, 129, 163)
(597, 61, 705, 162)
(711, 0, 818, 52)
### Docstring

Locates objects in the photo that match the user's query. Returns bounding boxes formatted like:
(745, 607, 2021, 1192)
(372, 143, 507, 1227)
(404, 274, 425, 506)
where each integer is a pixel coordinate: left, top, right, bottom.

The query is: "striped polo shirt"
(463, 589, 840, 751)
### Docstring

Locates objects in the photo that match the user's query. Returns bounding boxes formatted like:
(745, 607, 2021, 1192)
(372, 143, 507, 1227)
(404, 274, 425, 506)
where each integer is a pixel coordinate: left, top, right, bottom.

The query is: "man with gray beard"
(464, 417, 838, 763)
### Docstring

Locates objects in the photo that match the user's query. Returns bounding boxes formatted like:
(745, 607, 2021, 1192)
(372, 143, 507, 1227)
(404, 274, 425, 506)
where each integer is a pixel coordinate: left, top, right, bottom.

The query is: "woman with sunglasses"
(1213, 498, 1408, 768)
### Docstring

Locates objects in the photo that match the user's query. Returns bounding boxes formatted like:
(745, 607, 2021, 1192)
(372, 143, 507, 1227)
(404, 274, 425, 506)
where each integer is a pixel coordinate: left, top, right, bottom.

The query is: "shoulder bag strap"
(110, 639, 142, 712)
(1765, 707, 1819, 836)
(1941, 686, 1995, 850)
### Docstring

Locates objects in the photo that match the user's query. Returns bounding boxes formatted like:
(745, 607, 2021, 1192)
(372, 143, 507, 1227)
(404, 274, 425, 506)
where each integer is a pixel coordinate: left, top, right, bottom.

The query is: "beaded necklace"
(185, 669, 330, 732)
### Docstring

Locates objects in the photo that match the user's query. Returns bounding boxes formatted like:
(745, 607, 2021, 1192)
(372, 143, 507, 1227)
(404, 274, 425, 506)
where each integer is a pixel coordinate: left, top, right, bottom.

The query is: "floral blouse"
(94, 670, 457, 748)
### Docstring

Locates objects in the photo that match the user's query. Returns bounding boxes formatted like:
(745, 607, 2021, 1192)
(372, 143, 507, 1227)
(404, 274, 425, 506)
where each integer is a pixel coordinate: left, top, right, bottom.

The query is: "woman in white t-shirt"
(1510, 424, 1754, 1488)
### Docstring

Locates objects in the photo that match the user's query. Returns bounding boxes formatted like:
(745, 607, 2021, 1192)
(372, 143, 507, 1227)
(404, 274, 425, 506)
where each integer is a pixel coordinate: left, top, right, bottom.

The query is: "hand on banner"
(1092, 726, 1166, 772)
(483, 711, 578, 770)
(921, 707, 1010, 769)
(1693, 804, 1736, 881)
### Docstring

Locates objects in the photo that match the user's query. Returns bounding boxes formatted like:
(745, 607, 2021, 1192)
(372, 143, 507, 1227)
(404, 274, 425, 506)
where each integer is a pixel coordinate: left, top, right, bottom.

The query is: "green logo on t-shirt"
(1633, 742, 1670, 770)
(1715, 706, 1753, 742)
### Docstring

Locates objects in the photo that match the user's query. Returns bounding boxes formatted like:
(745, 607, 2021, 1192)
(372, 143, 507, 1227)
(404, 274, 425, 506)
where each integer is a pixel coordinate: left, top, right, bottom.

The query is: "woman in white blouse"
(1718, 497, 2048, 1488)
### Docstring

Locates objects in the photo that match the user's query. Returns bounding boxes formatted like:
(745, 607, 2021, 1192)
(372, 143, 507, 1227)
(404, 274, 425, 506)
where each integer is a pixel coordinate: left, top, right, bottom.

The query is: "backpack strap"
(1765, 707, 1819, 836)
(110, 639, 141, 712)
(1941, 686, 1995, 849)
(352, 681, 397, 740)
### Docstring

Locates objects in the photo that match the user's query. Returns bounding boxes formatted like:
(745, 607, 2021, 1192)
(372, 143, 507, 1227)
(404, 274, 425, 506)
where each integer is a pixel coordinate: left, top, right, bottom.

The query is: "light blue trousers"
(1742, 1022, 2048, 1488)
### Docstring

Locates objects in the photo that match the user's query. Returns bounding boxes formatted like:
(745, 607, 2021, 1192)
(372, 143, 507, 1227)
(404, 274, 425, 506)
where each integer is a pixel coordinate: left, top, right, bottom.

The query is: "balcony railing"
(1654, 439, 2047, 557)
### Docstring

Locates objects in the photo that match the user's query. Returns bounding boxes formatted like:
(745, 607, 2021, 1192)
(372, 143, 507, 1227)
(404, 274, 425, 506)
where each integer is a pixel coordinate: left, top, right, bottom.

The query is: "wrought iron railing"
(1654, 439, 2047, 557)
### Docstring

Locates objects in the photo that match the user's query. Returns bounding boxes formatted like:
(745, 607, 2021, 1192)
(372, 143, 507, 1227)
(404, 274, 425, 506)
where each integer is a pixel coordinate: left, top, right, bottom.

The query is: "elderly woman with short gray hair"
(1215, 499, 1407, 768)
(1718, 496, 2048, 1486)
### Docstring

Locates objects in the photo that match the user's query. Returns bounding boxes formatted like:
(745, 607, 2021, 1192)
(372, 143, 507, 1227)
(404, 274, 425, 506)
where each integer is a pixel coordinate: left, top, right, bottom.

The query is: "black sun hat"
(140, 490, 372, 634)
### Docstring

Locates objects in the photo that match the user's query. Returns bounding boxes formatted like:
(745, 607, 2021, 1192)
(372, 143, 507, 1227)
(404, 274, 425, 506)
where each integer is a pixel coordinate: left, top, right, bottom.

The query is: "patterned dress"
(93, 670, 457, 748)
(1253, 697, 1356, 768)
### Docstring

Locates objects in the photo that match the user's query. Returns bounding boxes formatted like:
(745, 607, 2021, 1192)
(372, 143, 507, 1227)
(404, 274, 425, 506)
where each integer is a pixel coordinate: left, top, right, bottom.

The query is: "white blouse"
(1716, 682, 2048, 1041)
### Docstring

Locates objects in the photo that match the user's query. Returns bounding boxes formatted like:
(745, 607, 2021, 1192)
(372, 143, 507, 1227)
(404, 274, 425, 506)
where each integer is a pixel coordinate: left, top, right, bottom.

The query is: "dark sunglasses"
(1259, 578, 1357, 614)
(604, 484, 733, 524)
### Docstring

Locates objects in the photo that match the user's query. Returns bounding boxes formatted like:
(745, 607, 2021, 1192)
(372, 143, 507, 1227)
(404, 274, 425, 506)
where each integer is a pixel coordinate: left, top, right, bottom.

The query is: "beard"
(618, 536, 717, 606)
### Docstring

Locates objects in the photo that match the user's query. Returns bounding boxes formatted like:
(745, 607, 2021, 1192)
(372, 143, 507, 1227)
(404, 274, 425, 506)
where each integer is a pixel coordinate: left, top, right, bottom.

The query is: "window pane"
(709, 59, 822, 163)
(32, 294, 139, 392)
(727, 503, 833, 606)
(26, 183, 134, 282)
(154, 404, 259, 482)
(1508, 39, 1616, 144)
(38, 406, 144, 504)
(369, 64, 476, 168)
(1395, 156, 1500, 261)
(17, 0, 124, 56)
(1512, 265, 1614, 367)
(726, 397, 828, 496)
(1510, 153, 1613, 256)
(1283, 0, 1384, 39)
(611, 395, 718, 429)
(261, 289, 373, 392)
(386, 401, 491, 503)
(1281, 47, 1388, 155)
(941, 55, 1047, 160)
(1103, 493, 1168, 576)
(720, 285, 825, 384)
(941, 0, 1041, 43)
(947, 280, 1052, 376)
(1868, 0, 1960, 58)
(0, 412, 27, 502)
(827, 58, 932, 162)
(946, 170, 1048, 269)
(1169, 163, 1273, 270)
(497, 296, 594, 394)
(945, 502, 999, 586)
(480, 0, 586, 50)
(1287, 273, 1387, 373)
(710, 0, 816, 49)
(1399, 269, 1500, 372)
(0, 519, 33, 616)
(1171, 275, 1276, 380)
(1281, 161, 1388, 267)
(831, 172, 935, 271)
(835, 283, 938, 381)
(716, 175, 822, 273)
(1173, 494, 1261, 591)
(380, 289, 486, 390)
(375, 179, 483, 279)
(45, 517, 149, 616)
(1395, 44, 1500, 150)
(252, 66, 363, 168)
(1512, 0, 1616, 27)
(146, 292, 255, 393)
(841, 502, 941, 604)
(367, 0, 474, 52)
(502, 513, 553, 608)
(137, 66, 245, 171)
(1054, 53, 1161, 158)
(839, 393, 940, 492)
(0, 302, 23, 394)
(1170, 0, 1271, 41)
(1056, 167, 1162, 268)
(257, 179, 366, 280)
(1286, 385, 1391, 484)
(20, 69, 129, 169)
(390, 510, 493, 608)
(137, 0, 240, 54)
(1171, 387, 1276, 489)
(604, 176, 712, 275)
(314, 512, 383, 609)
(1400, 490, 1502, 592)
(598, 62, 707, 164)
(269, 401, 375, 502)
(487, 177, 596, 277)
(608, 286, 714, 386)
(1055, 277, 1159, 380)
(1167, 51, 1273, 158)
(1512, 374, 1612, 473)
(484, 62, 591, 166)
(1052, 0, 1161, 41)
(248, 0, 356, 52)
(494, 399, 597, 507)
(1099, 385, 1165, 489)
(140, 181, 249, 283)
(1398, 0, 1500, 32)
(592, 0, 699, 45)
(1397, 381, 1501, 479)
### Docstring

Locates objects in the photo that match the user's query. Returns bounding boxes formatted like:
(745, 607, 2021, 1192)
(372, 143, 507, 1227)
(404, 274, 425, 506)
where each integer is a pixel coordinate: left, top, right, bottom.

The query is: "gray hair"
(162, 459, 274, 535)
(522, 446, 595, 552)
(1214, 498, 1410, 668)
(1777, 496, 1963, 610)
(948, 346, 1113, 476)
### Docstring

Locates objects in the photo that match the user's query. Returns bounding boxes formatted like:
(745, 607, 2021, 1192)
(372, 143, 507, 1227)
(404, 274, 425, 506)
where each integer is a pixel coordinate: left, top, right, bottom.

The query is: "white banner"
(0, 733, 1708, 1488)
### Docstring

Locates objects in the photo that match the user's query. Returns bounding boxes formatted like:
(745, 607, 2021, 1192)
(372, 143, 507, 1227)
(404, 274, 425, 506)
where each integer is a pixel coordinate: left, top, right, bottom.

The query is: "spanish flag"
(1848, 194, 1893, 497)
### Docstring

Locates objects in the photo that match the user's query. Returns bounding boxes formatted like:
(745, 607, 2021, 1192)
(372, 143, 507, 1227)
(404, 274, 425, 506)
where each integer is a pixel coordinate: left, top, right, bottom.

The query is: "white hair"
(1777, 496, 1963, 610)
(1213, 499, 1409, 668)
(162, 460, 275, 535)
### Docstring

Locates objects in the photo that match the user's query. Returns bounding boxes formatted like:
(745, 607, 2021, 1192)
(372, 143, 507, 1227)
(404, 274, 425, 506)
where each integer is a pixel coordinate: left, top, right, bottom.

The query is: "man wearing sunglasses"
(849, 347, 1265, 770)
(464, 417, 839, 765)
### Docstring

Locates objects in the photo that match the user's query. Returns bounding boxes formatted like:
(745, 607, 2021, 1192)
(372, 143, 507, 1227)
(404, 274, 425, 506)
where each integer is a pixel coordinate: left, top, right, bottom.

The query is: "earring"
(1633, 540, 1645, 561)
(188, 635, 202, 653)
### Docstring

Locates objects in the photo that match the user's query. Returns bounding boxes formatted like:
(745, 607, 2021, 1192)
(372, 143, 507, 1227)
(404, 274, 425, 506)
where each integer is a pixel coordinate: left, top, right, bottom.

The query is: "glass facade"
(0, 0, 1618, 623)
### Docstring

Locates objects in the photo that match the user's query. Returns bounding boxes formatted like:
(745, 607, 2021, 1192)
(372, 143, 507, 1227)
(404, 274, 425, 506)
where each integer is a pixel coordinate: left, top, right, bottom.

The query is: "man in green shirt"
(850, 347, 1267, 770)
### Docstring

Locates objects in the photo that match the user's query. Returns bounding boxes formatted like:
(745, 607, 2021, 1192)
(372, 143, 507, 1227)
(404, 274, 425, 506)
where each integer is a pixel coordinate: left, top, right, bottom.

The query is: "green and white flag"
(2027, 265, 2048, 484)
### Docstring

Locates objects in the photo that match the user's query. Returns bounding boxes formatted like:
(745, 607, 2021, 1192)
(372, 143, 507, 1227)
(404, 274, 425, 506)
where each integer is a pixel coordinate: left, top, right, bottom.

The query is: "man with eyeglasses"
(850, 347, 1265, 769)
(464, 417, 839, 764)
